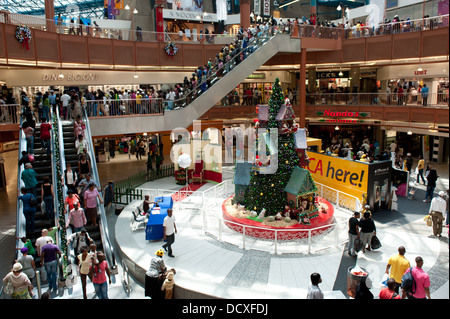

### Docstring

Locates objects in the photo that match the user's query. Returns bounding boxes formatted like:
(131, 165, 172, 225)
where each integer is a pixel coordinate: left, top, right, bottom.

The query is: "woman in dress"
(78, 153, 91, 179)
(73, 115, 86, 139)
(78, 245, 92, 299)
(2, 263, 34, 299)
(17, 247, 36, 281)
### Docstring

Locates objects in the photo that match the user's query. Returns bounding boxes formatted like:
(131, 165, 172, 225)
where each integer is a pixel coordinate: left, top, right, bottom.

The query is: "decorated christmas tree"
(243, 78, 300, 216)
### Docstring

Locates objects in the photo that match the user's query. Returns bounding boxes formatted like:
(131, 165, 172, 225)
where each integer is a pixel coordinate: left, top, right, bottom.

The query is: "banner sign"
(254, 0, 261, 15)
(263, 0, 270, 16)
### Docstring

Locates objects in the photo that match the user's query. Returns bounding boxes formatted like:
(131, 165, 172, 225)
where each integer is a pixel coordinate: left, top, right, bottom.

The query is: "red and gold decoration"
(15, 25, 32, 50)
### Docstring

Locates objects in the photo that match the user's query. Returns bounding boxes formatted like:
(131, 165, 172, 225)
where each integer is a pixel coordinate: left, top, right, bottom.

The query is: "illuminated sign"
(316, 110, 371, 118)
(316, 71, 349, 79)
(42, 73, 98, 81)
(414, 70, 428, 76)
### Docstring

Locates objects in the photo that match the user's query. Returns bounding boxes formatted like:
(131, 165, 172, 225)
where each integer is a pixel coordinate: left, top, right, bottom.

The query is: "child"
(161, 269, 175, 299)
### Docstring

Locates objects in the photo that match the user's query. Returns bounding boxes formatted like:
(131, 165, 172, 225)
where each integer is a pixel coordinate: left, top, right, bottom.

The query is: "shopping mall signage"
(42, 73, 98, 82)
(315, 110, 371, 123)
(414, 69, 428, 76)
(163, 9, 218, 22)
(316, 71, 349, 79)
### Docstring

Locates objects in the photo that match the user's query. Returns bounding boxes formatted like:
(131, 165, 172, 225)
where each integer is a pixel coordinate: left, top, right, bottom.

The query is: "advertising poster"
(263, 0, 270, 16)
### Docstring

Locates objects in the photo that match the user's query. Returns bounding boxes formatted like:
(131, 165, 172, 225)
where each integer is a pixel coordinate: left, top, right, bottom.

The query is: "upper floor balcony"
(0, 13, 448, 69)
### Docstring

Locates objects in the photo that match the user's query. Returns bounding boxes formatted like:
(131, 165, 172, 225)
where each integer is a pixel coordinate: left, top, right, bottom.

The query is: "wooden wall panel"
(112, 40, 135, 66)
(88, 38, 113, 65)
(59, 34, 88, 64)
(316, 50, 341, 64)
(135, 42, 160, 66)
(182, 43, 204, 67)
(422, 28, 449, 57)
(34, 30, 60, 62)
(366, 36, 392, 61)
(0, 24, 5, 58)
(392, 32, 420, 59)
(342, 38, 366, 62)
(3, 23, 35, 61)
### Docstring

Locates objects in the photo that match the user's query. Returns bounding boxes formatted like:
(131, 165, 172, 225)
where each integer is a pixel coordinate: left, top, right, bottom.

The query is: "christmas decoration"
(164, 42, 178, 57)
(15, 25, 32, 50)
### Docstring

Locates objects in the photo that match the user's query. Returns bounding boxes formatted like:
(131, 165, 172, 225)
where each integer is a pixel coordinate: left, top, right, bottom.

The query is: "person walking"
(77, 245, 92, 299)
(84, 182, 103, 226)
(66, 202, 87, 232)
(416, 155, 426, 185)
(379, 278, 402, 299)
(145, 249, 167, 299)
(385, 246, 410, 293)
(401, 256, 430, 299)
(424, 165, 438, 202)
(41, 176, 54, 222)
(90, 251, 111, 299)
(39, 117, 52, 155)
(359, 211, 376, 253)
(68, 229, 93, 261)
(428, 191, 446, 237)
(21, 163, 38, 197)
(162, 209, 177, 258)
(18, 187, 37, 234)
(17, 247, 36, 281)
(2, 263, 34, 299)
(348, 211, 360, 256)
(306, 273, 324, 299)
(41, 239, 61, 293)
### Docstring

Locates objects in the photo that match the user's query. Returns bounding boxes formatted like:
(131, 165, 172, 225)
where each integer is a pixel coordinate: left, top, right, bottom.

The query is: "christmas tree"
(243, 78, 300, 216)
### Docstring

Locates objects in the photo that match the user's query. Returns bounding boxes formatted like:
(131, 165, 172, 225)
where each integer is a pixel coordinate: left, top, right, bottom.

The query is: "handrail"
(15, 115, 27, 260)
(82, 107, 117, 270)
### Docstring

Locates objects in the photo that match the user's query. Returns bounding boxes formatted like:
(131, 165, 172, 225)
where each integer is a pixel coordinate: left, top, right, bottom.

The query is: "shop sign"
(247, 73, 266, 79)
(316, 110, 371, 118)
(163, 9, 218, 22)
(305, 151, 369, 199)
(316, 71, 349, 79)
(263, 0, 270, 16)
(414, 69, 428, 76)
(42, 73, 98, 82)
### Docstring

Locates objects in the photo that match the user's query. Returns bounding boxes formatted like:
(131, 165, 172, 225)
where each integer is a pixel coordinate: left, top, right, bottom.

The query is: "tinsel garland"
(52, 114, 70, 278)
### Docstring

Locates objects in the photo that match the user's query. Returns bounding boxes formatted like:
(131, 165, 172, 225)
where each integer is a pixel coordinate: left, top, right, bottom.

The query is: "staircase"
(89, 33, 301, 136)
(60, 122, 103, 252)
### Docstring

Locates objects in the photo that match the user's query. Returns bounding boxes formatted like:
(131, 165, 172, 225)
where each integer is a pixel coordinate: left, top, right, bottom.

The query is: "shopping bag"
(424, 215, 432, 227)
(370, 235, 382, 250)
(379, 273, 389, 289)
(354, 238, 362, 253)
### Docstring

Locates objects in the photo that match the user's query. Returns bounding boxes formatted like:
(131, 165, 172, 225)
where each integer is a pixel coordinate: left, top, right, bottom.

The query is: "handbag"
(41, 201, 46, 213)
(371, 235, 382, 250)
(4, 280, 14, 295)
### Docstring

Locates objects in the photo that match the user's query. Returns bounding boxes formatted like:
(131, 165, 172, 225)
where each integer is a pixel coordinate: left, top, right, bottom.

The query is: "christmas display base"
(222, 196, 335, 240)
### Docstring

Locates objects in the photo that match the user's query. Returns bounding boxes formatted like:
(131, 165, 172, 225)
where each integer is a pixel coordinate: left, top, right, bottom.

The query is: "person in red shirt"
(379, 278, 402, 299)
(39, 117, 52, 155)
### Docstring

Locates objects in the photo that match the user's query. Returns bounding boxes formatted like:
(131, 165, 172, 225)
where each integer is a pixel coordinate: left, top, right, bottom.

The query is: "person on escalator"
(84, 182, 103, 227)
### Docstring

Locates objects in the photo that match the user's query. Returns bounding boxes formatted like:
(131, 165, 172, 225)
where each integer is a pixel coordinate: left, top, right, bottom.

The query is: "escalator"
(59, 113, 117, 274)
(89, 32, 301, 135)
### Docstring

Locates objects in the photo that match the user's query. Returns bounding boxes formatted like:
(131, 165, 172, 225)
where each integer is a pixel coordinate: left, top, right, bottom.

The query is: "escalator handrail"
(82, 108, 117, 269)
(167, 30, 277, 108)
(49, 108, 61, 246)
(15, 116, 27, 260)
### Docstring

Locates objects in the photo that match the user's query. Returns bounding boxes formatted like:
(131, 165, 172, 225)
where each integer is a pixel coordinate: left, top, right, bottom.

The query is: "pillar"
(45, 0, 55, 32)
(307, 67, 316, 93)
(299, 49, 307, 128)
(240, 0, 251, 29)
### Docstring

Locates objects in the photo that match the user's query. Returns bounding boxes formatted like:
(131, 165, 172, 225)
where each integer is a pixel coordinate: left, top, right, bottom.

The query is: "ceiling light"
(335, 125, 340, 130)
(417, 67, 423, 71)
(407, 130, 412, 135)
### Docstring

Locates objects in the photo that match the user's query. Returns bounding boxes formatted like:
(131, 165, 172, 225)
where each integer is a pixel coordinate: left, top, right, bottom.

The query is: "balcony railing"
(2, 10, 447, 44)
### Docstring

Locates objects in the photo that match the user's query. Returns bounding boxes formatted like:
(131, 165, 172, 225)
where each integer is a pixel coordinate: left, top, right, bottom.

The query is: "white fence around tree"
(136, 179, 361, 255)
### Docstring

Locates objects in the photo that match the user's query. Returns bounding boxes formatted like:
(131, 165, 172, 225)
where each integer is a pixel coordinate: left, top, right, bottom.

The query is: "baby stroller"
(407, 170, 418, 200)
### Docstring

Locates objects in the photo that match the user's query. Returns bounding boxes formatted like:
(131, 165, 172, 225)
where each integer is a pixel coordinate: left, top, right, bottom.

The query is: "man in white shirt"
(61, 91, 71, 120)
(162, 209, 177, 257)
(35, 229, 54, 257)
(429, 191, 446, 237)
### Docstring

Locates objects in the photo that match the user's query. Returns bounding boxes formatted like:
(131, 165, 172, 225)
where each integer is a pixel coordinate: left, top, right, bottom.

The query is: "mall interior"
(0, 0, 448, 303)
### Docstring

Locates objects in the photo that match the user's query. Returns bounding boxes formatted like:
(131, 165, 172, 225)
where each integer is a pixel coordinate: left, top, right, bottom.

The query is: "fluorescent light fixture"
(417, 66, 423, 71)
(279, 0, 301, 9)
(407, 130, 413, 135)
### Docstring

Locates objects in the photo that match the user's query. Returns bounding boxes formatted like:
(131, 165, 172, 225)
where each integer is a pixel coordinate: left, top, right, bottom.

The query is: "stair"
(89, 33, 301, 136)
(61, 122, 103, 252)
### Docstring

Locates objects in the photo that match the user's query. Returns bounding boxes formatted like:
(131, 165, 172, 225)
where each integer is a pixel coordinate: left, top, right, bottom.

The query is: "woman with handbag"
(2, 263, 34, 299)
(145, 249, 167, 299)
(89, 251, 111, 299)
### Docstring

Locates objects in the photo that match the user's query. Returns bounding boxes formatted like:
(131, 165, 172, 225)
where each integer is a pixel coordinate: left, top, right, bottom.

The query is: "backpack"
(401, 267, 416, 294)
(29, 194, 38, 206)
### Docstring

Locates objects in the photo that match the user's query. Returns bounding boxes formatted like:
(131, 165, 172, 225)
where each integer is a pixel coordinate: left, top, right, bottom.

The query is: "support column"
(45, 0, 55, 32)
(299, 48, 307, 128)
(240, 0, 251, 29)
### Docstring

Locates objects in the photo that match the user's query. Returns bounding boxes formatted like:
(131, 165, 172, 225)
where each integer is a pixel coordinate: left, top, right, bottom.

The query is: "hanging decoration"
(164, 42, 178, 58)
(15, 25, 32, 50)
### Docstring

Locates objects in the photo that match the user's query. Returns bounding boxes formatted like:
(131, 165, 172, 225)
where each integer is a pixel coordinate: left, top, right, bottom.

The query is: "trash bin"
(347, 266, 368, 298)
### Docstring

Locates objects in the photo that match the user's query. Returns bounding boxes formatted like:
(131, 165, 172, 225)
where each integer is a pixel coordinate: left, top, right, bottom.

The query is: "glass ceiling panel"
(0, 0, 105, 18)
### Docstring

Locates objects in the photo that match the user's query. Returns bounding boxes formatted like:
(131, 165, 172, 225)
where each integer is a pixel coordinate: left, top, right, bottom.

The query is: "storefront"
(163, 8, 218, 41)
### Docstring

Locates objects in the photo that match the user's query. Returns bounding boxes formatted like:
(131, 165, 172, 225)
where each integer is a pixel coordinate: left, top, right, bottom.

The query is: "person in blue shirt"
(21, 163, 38, 197)
(421, 84, 429, 106)
(18, 187, 37, 233)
